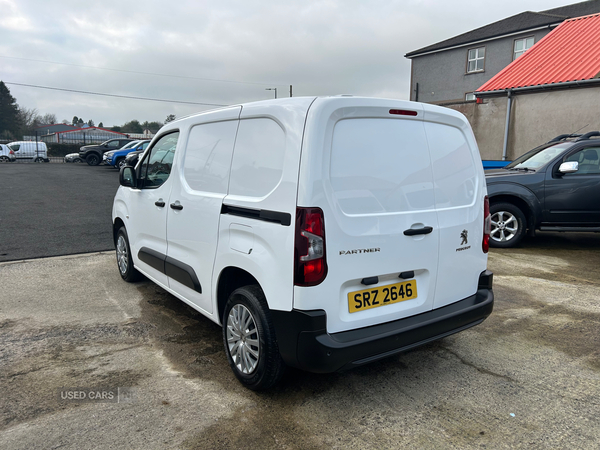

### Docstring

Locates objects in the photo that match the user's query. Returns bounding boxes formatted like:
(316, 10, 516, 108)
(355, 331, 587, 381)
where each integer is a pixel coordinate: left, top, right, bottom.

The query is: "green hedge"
(47, 143, 81, 157)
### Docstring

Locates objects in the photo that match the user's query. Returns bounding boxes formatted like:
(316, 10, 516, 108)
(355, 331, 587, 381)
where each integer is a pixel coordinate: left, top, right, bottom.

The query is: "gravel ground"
(0, 231, 599, 449)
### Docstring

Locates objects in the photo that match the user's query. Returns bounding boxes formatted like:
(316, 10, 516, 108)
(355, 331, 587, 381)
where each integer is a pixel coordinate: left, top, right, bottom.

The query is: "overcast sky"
(0, 0, 578, 127)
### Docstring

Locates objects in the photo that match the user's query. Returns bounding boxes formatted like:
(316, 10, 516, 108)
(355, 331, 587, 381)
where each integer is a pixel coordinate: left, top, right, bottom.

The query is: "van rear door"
(422, 106, 487, 309)
(295, 99, 440, 333)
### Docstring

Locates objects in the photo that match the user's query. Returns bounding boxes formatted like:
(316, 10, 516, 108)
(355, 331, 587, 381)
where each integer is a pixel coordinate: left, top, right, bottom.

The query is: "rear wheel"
(34, 157, 45, 163)
(116, 226, 143, 282)
(0, 156, 9, 163)
(86, 154, 100, 166)
(489, 202, 527, 248)
(223, 285, 285, 390)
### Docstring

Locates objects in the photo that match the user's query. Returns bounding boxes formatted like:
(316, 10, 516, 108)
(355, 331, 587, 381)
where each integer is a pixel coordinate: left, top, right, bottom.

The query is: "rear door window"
(330, 118, 434, 214)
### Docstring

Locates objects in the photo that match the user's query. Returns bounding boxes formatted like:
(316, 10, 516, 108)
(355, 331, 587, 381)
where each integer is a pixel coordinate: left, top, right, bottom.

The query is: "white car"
(8, 141, 48, 162)
(112, 96, 494, 390)
(0, 144, 16, 162)
(64, 153, 84, 163)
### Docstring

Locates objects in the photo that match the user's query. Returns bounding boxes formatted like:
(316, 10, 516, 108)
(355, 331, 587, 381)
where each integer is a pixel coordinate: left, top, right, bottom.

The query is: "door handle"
(404, 226, 433, 236)
(155, 201, 165, 207)
(170, 203, 183, 211)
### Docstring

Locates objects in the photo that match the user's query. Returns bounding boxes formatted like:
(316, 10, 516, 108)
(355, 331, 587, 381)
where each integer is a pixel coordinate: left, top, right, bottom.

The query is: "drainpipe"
(502, 89, 513, 161)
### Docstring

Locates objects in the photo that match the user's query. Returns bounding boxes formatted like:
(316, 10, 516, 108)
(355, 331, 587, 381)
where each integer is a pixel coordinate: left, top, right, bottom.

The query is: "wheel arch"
(488, 190, 541, 231)
(113, 217, 126, 247)
(216, 267, 260, 325)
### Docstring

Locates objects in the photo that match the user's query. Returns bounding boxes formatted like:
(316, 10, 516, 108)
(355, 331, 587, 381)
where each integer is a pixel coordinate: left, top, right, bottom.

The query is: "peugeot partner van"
(112, 96, 494, 390)
(8, 141, 48, 162)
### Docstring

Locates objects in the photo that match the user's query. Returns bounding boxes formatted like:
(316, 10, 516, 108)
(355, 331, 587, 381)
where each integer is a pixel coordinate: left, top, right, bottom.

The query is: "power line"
(0, 55, 283, 87)
(4, 82, 227, 107)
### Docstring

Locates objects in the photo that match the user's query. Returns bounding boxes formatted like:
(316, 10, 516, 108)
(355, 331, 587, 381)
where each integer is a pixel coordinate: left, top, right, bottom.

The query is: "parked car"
(123, 147, 145, 167)
(486, 132, 600, 248)
(79, 138, 134, 166)
(64, 153, 84, 163)
(7, 141, 49, 162)
(112, 97, 494, 390)
(104, 140, 150, 169)
(0, 144, 16, 162)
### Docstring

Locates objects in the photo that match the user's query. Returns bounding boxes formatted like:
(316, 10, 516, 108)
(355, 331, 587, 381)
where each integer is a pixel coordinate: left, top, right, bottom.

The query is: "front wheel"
(116, 226, 143, 282)
(34, 157, 45, 163)
(489, 202, 527, 248)
(223, 285, 285, 390)
(116, 158, 127, 169)
(86, 154, 100, 166)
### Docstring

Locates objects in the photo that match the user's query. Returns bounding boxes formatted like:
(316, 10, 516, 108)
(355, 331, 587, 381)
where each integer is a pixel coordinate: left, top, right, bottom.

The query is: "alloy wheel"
(116, 235, 129, 275)
(490, 210, 519, 243)
(226, 304, 260, 374)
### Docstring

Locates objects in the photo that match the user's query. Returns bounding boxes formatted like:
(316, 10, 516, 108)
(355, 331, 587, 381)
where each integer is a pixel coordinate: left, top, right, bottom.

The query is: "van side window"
(183, 121, 238, 194)
(229, 118, 285, 197)
(140, 132, 179, 189)
(9, 144, 20, 151)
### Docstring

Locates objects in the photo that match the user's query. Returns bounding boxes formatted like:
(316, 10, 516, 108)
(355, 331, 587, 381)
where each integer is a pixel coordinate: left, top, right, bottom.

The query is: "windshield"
(504, 143, 571, 170)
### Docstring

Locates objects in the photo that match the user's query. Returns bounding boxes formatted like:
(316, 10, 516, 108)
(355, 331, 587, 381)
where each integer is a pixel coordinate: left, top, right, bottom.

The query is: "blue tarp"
(482, 160, 510, 170)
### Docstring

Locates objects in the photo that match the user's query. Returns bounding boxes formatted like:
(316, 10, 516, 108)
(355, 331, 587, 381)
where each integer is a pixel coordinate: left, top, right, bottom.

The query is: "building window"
(513, 37, 534, 59)
(467, 47, 485, 73)
(465, 93, 476, 101)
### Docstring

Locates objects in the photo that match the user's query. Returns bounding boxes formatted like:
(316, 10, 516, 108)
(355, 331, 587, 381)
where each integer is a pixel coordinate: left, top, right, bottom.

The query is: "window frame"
(513, 36, 535, 60)
(466, 46, 486, 73)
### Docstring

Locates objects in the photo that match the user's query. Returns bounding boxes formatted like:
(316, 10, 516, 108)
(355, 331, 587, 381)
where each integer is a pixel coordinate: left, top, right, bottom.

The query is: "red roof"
(477, 13, 600, 93)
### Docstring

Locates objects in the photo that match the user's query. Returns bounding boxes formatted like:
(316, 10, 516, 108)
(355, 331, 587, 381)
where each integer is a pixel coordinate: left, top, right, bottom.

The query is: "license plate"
(348, 280, 417, 313)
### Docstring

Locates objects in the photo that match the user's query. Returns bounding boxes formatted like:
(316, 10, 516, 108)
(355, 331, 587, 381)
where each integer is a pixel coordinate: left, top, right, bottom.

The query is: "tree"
(72, 116, 79, 126)
(165, 114, 176, 123)
(88, 119, 95, 127)
(40, 113, 57, 125)
(121, 119, 143, 134)
(111, 125, 122, 132)
(98, 122, 104, 128)
(0, 81, 20, 139)
(77, 118, 84, 126)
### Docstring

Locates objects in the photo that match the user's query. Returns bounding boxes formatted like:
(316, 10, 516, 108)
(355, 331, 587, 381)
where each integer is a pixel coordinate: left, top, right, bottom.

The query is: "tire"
(222, 285, 285, 390)
(115, 226, 143, 282)
(116, 158, 126, 169)
(34, 157, 45, 163)
(0, 156, 9, 163)
(489, 202, 527, 248)
(73, 158, 83, 163)
(86, 153, 100, 166)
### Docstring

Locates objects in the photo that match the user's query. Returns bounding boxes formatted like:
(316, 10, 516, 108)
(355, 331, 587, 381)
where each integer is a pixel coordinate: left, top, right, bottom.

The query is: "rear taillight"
(483, 195, 491, 253)
(9, 150, 14, 155)
(294, 207, 327, 286)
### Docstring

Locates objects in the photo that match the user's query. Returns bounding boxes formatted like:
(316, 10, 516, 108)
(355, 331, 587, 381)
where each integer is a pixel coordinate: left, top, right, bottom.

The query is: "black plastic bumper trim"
(271, 286, 493, 374)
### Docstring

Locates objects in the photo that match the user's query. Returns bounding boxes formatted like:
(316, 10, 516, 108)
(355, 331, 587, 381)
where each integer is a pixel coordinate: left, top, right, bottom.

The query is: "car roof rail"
(575, 131, 600, 142)
(547, 133, 582, 143)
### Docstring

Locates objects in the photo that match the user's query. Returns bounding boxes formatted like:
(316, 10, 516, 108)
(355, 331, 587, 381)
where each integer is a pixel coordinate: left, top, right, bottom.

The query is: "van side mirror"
(559, 161, 578, 174)
(120, 166, 137, 188)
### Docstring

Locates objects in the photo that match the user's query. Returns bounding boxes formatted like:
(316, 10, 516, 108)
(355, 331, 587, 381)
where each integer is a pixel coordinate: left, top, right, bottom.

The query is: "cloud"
(0, 0, 576, 126)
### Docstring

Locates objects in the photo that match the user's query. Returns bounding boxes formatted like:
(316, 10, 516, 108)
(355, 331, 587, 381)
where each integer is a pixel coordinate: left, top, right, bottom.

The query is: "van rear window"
(330, 118, 435, 214)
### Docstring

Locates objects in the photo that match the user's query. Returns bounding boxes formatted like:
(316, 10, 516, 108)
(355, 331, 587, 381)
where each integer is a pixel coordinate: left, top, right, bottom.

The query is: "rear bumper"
(272, 271, 494, 373)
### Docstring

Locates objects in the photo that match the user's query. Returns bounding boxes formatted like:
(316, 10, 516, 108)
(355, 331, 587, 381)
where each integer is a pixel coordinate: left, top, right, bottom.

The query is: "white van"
(112, 96, 494, 390)
(8, 141, 48, 162)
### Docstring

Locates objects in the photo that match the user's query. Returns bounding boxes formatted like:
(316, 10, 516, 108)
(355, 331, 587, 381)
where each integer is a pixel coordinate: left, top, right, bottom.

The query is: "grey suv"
(79, 138, 134, 166)
(485, 132, 600, 247)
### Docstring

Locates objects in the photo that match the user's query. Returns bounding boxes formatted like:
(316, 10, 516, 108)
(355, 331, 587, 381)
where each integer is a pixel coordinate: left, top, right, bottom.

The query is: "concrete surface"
(0, 164, 119, 262)
(0, 233, 599, 449)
